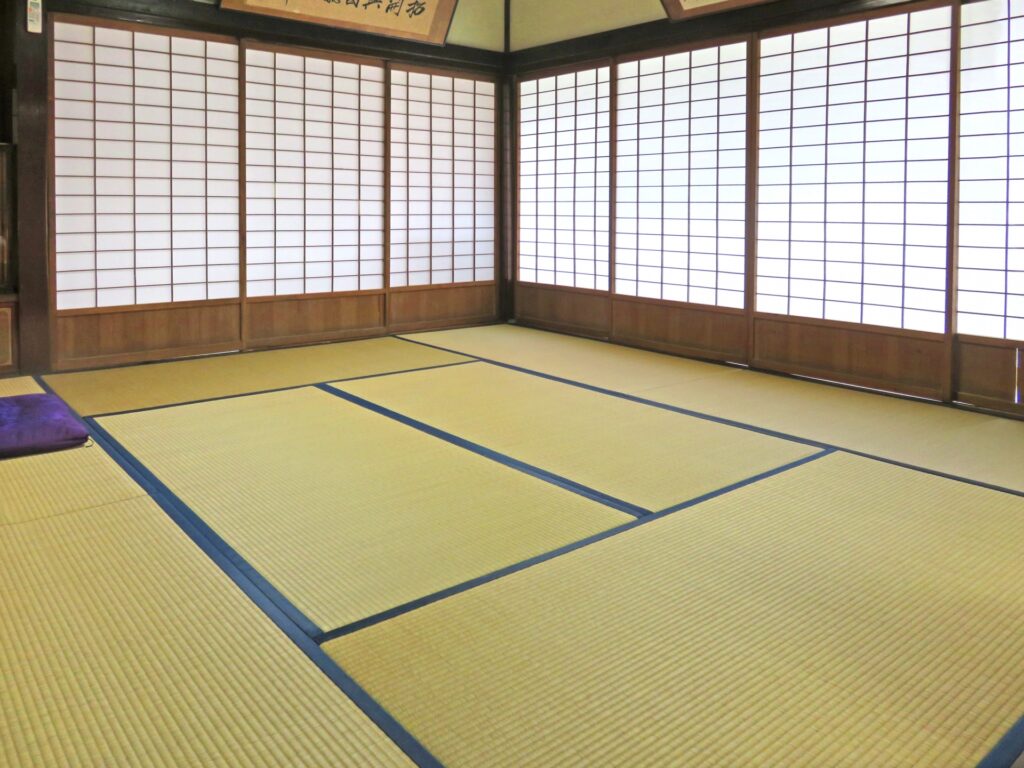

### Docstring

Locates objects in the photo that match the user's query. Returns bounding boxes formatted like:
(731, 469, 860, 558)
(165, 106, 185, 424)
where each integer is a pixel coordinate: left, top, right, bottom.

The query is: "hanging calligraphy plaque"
(220, 0, 459, 45)
(661, 0, 777, 21)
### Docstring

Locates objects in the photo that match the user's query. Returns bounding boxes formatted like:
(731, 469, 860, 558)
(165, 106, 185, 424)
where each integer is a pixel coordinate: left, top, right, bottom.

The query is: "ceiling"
(447, 0, 670, 52)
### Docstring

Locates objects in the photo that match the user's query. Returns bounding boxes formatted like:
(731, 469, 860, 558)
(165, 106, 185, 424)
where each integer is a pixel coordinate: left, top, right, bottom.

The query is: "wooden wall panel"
(388, 283, 498, 333)
(245, 293, 385, 349)
(612, 296, 747, 363)
(752, 314, 947, 399)
(55, 301, 241, 370)
(0, 301, 16, 372)
(955, 336, 1022, 416)
(515, 282, 611, 338)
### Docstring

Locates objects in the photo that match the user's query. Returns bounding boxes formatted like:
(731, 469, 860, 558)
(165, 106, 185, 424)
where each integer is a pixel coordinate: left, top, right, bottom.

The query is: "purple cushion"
(0, 394, 89, 459)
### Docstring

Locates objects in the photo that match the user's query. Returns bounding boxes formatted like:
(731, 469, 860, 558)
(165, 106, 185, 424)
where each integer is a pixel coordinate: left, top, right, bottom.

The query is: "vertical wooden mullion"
(239, 41, 249, 349)
(356, 63, 363, 294)
(383, 62, 392, 328)
(943, 0, 962, 402)
(301, 56, 308, 295)
(743, 34, 759, 364)
(608, 60, 618, 332)
(509, 75, 519, 314)
(94, 28, 101, 310)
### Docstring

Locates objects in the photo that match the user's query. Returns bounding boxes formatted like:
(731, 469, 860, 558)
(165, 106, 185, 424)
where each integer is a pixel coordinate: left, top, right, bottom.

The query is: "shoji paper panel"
(615, 42, 747, 307)
(519, 67, 611, 289)
(245, 49, 385, 297)
(54, 21, 240, 310)
(958, 0, 1024, 341)
(757, 7, 952, 333)
(389, 70, 496, 287)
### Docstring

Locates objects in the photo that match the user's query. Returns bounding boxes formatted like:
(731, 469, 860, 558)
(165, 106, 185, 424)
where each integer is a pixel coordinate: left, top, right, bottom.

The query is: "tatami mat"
(406, 324, 736, 393)
(0, 376, 44, 397)
(326, 453, 1024, 768)
(0, 445, 144, 527)
(2, 500, 415, 766)
(332, 363, 818, 512)
(405, 324, 1024, 492)
(44, 336, 468, 416)
(99, 387, 630, 631)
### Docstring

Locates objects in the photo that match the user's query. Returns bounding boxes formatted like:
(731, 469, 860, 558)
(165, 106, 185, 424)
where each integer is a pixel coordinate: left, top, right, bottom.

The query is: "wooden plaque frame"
(220, 0, 458, 45)
(660, 0, 778, 21)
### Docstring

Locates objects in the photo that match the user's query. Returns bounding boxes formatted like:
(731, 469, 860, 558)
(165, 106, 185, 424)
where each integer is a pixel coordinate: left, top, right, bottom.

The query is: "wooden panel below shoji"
(955, 336, 1023, 416)
(55, 300, 242, 371)
(751, 314, 946, 400)
(514, 283, 610, 338)
(0, 301, 16, 373)
(611, 297, 747, 364)
(245, 292, 385, 349)
(387, 283, 498, 333)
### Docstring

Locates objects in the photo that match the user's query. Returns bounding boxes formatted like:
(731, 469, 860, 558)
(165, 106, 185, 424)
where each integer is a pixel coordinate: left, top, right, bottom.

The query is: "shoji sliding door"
(752, 5, 954, 397)
(955, 0, 1023, 412)
(612, 41, 749, 360)
(388, 67, 499, 330)
(243, 44, 388, 346)
(516, 64, 614, 336)
(52, 18, 243, 368)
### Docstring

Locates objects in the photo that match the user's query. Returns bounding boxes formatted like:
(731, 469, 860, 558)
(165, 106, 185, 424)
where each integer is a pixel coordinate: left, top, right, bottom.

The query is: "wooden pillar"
(13, 3, 53, 372)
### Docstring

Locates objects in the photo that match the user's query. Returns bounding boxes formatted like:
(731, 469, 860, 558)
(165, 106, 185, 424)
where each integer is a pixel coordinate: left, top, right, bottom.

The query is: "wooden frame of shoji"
(46, 14, 501, 369)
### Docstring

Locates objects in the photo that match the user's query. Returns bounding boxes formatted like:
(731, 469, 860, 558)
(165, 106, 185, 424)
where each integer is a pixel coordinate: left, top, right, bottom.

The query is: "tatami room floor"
(3, 323, 1024, 767)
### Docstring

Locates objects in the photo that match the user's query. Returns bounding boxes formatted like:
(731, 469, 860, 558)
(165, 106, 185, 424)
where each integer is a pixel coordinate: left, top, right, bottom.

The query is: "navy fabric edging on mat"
(315, 448, 835, 644)
(85, 417, 321, 638)
(32, 377, 442, 767)
(977, 715, 1024, 768)
(82, 421, 443, 768)
(316, 383, 649, 518)
(396, 335, 1024, 499)
(82, 359, 479, 419)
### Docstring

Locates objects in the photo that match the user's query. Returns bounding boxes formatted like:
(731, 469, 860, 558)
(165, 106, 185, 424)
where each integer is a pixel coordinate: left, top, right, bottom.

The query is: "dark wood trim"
(388, 62, 499, 83)
(0, 302, 17, 373)
(47, 0, 503, 73)
(239, 39, 249, 349)
(15, 2, 52, 373)
(753, 311, 944, 342)
(503, 0, 511, 55)
(388, 280, 496, 295)
(56, 298, 242, 317)
(498, 73, 515, 320)
(743, 33, 758, 364)
(607, 54, 617, 330)
(516, 57, 615, 84)
(942, 0, 962, 402)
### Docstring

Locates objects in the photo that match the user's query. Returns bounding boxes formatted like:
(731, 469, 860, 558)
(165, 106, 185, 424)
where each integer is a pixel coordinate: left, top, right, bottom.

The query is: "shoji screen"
(53, 21, 239, 310)
(244, 48, 385, 297)
(389, 69, 496, 287)
(518, 67, 611, 289)
(958, 0, 1023, 341)
(757, 7, 952, 333)
(615, 42, 747, 307)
